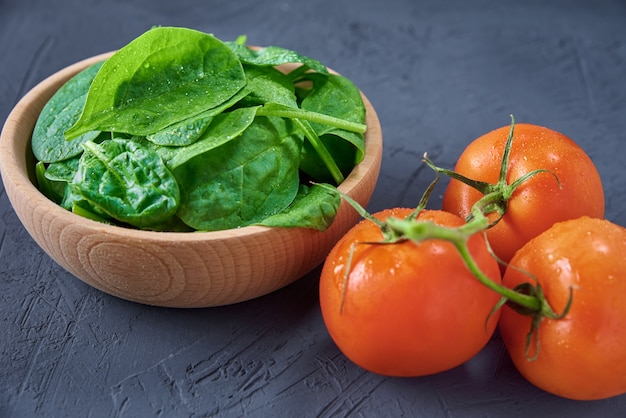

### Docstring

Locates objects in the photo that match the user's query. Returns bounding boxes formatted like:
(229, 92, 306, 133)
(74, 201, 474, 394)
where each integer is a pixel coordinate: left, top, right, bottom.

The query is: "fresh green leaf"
(298, 73, 366, 182)
(299, 134, 359, 183)
(61, 186, 112, 222)
(173, 116, 302, 231)
(35, 162, 65, 204)
(255, 98, 365, 185)
(65, 27, 246, 139)
(32, 61, 103, 163)
(238, 65, 345, 184)
(300, 73, 366, 159)
(145, 86, 250, 147)
(154, 106, 259, 169)
(292, 118, 344, 185)
(70, 138, 180, 227)
(44, 156, 80, 182)
(234, 35, 247, 46)
(71, 203, 115, 225)
(255, 183, 340, 231)
(226, 41, 329, 75)
(238, 64, 298, 107)
(145, 113, 214, 147)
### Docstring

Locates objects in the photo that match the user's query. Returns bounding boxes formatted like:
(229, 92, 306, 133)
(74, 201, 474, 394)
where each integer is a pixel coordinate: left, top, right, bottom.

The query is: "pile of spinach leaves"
(32, 27, 367, 232)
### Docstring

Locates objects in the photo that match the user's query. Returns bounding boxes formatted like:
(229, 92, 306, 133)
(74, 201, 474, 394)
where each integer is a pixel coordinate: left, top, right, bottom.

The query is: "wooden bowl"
(0, 52, 382, 307)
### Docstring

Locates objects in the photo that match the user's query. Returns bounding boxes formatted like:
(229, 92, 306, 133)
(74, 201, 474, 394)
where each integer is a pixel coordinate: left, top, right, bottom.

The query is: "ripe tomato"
(442, 123, 605, 264)
(499, 216, 626, 400)
(319, 208, 502, 377)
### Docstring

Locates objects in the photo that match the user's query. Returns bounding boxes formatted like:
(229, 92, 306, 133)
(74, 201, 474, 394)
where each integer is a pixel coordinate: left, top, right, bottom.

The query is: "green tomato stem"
(497, 114, 516, 184)
(385, 216, 542, 313)
(452, 240, 541, 312)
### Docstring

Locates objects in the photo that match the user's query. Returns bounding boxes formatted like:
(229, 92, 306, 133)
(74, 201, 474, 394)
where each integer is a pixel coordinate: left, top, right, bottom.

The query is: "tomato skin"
(442, 123, 605, 264)
(319, 208, 502, 377)
(499, 216, 626, 400)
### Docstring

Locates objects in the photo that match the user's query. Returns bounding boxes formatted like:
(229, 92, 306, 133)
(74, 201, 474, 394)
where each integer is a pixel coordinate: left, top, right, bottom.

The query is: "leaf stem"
(294, 119, 344, 184)
(257, 106, 367, 134)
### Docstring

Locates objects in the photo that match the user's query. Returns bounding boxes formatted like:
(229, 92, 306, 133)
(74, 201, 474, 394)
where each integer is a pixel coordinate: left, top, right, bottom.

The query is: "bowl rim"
(0, 51, 382, 244)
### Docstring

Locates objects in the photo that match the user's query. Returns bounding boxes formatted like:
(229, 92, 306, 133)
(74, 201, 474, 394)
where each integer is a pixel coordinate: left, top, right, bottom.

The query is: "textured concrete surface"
(1, 0, 625, 416)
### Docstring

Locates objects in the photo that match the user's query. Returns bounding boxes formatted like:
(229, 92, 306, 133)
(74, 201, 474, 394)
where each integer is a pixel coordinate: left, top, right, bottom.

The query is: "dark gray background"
(1, 0, 625, 416)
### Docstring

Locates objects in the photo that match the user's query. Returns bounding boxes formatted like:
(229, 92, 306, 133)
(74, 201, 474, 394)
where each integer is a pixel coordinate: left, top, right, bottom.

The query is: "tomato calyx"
(498, 282, 573, 360)
(425, 115, 561, 228)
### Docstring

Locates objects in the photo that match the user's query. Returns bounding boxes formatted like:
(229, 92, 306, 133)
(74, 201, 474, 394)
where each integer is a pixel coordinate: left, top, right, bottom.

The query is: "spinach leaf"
(173, 116, 302, 231)
(61, 185, 98, 215)
(70, 138, 180, 227)
(59, 168, 113, 224)
(145, 112, 214, 147)
(32, 61, 103, 163)
(299, 133, 360, 184)
(44, 156, 80, 182)
(238, 64, 298, 107)
(300, 73, 366, 159)
(297, 73, 366, 182)
(291, 118, 343, 184)
(65, 27, 246, 139)
(235, 65, 355, 184)
(35, 162, 65, 204)
(71, 203, 115, 225)
(36, 157, 82, 206)
(145, 86, 250, 147)
(227, 38, 328, 75)
(255, 183, 340, 231)
(162, 106, 259, 169)
(255, 99, 365, 184)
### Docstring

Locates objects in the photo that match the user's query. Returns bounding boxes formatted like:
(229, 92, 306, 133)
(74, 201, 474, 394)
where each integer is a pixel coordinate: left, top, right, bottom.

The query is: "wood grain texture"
(0, 53, 382, 307)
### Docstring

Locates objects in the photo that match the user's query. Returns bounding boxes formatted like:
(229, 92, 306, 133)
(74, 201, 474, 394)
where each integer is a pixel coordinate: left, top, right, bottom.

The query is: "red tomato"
(442, 123, 605, 264)
(319, 208, 502, 377)
(499, 216, 626, 400)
